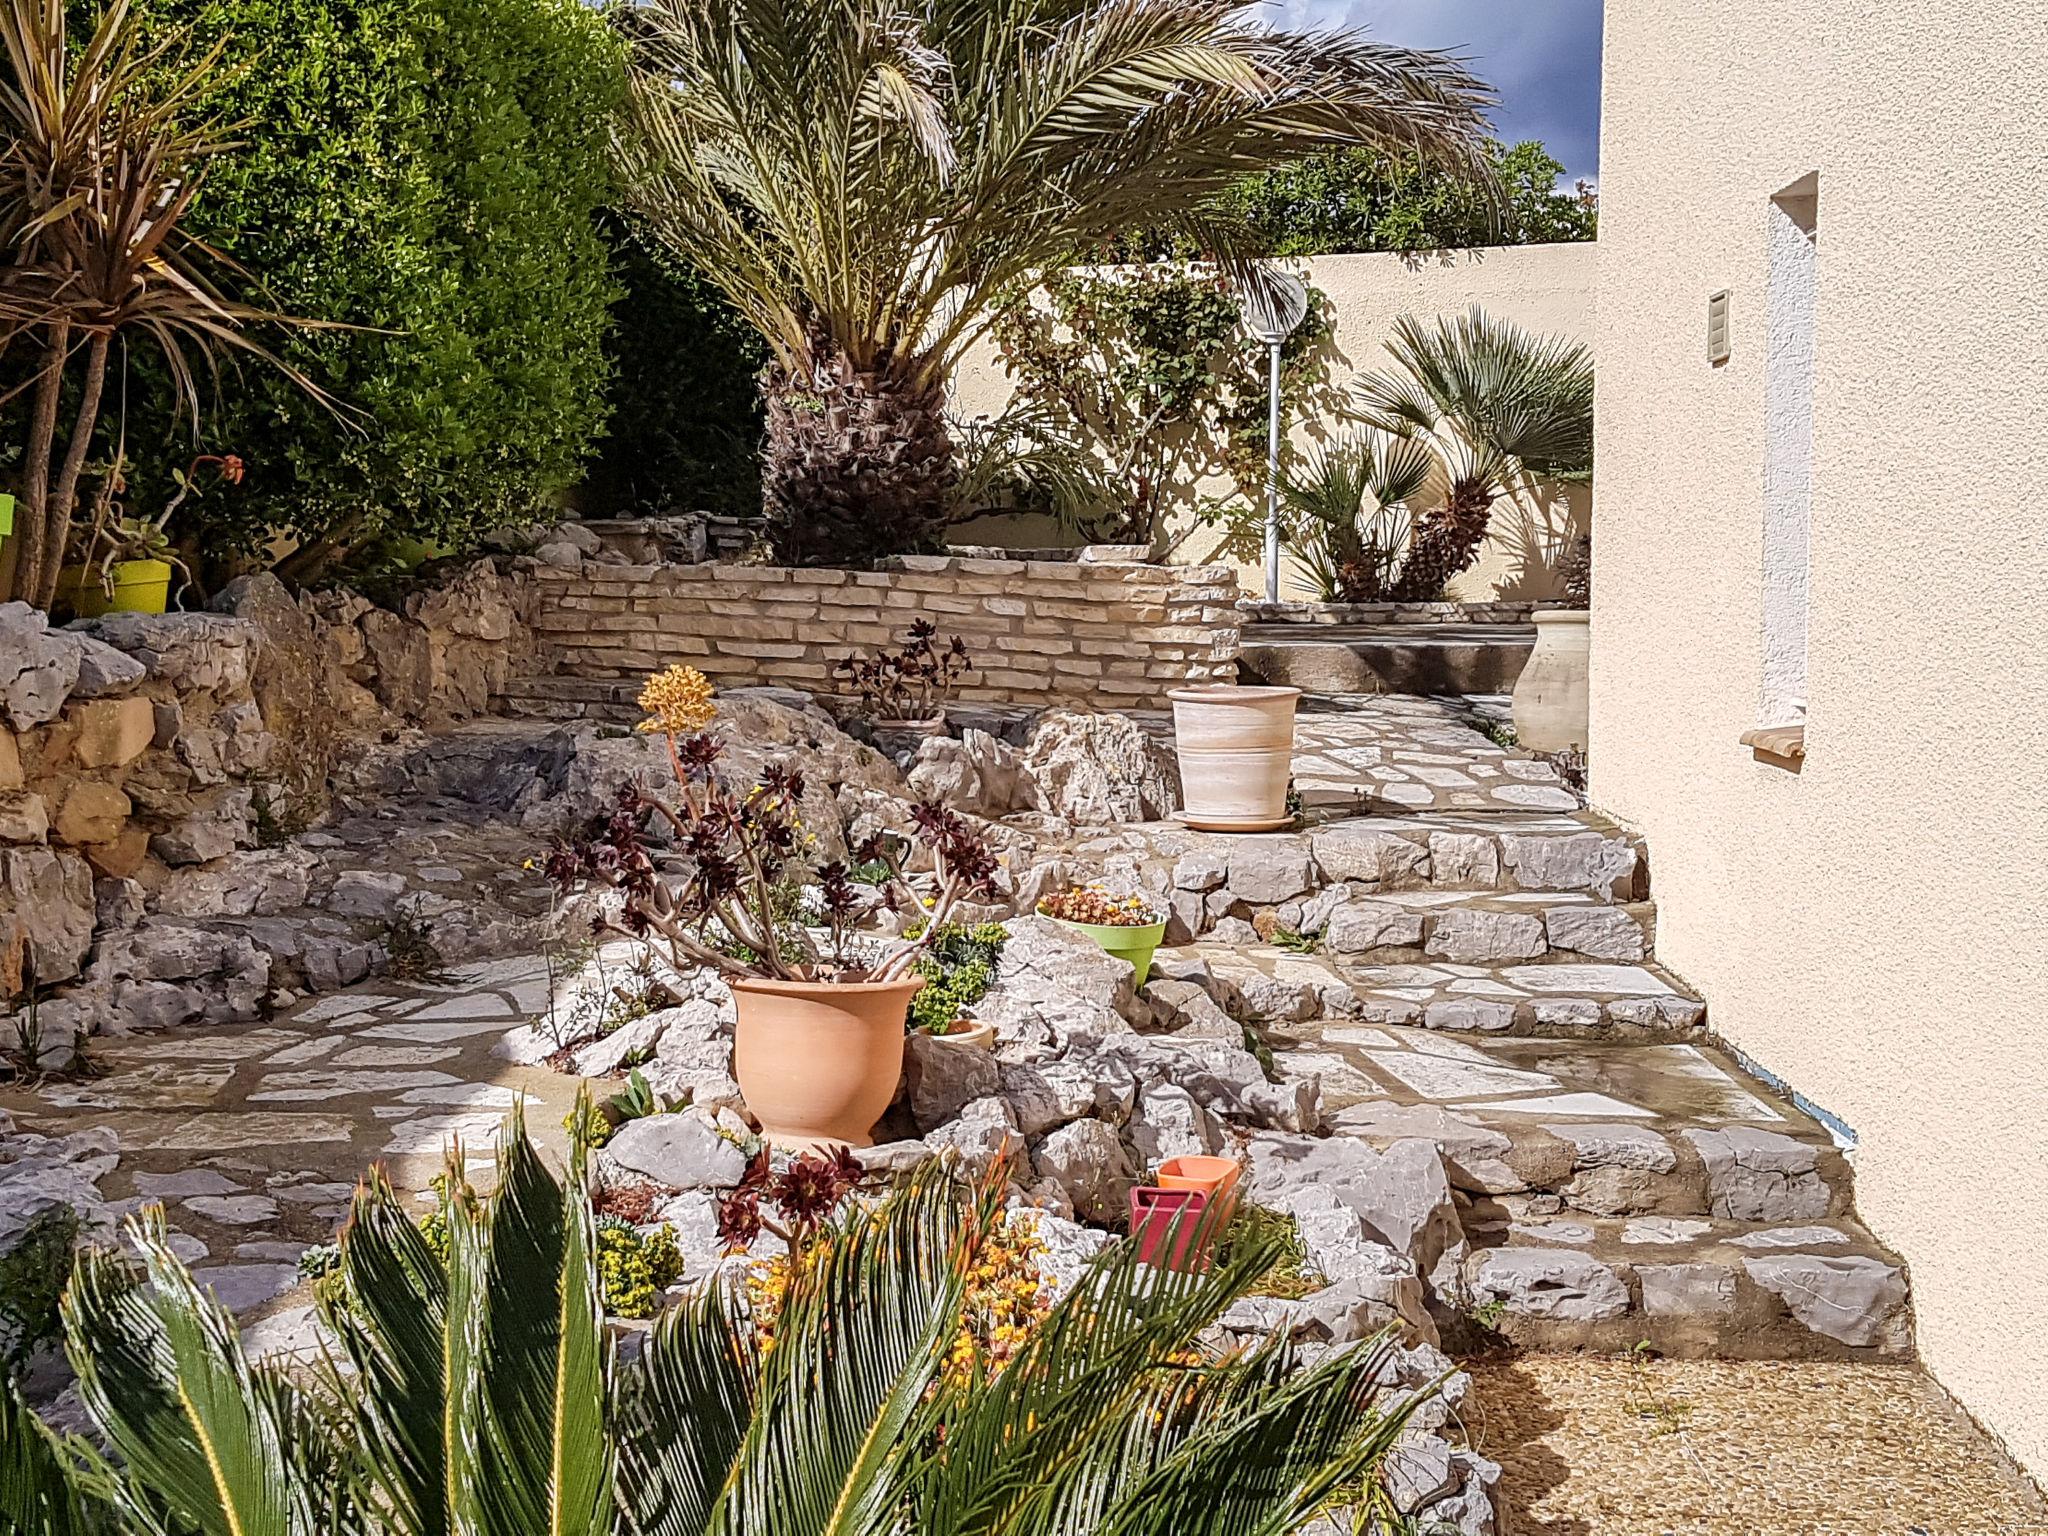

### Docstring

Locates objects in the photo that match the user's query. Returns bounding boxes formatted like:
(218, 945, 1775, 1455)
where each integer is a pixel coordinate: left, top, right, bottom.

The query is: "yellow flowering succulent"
(637, 664, 718, 736)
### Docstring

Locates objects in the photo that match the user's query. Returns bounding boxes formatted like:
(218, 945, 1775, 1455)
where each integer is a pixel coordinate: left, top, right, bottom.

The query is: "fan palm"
(1351, 305, 1592, 602)
(615, 0, 1495, 566)
(4, 1115, 1443, 1535)
(1280, 430, 1434, 603)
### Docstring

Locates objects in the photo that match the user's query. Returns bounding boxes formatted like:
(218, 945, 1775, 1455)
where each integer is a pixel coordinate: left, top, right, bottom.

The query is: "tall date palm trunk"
(760, 345, 956, 567)
(1389, 477, 1495, 601)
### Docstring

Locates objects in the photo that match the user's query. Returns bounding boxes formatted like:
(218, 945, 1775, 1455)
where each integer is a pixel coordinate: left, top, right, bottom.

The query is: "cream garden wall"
(1592, 0, 2048, 1475)
(949, 243, 1597, 602)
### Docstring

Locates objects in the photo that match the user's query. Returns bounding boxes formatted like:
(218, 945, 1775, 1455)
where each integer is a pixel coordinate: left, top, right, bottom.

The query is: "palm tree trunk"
(36, 331, 112, 611)
(1390, 478, 1496, 602)
(12, 320, 70, 605)
(759, 345, 955, 566)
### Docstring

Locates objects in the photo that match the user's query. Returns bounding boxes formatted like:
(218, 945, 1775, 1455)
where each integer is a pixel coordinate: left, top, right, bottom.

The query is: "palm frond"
(61, 1208, 354, 1536)
(613, 1281, 758, 1536)
(0, 1377, 110, 1536)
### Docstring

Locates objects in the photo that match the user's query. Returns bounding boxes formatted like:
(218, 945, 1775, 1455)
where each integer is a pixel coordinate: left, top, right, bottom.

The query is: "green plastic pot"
(1051, 917, 1167, 984)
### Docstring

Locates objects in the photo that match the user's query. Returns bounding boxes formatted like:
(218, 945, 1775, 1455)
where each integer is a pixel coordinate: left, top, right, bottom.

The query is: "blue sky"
(1266, 0, 1606, 181)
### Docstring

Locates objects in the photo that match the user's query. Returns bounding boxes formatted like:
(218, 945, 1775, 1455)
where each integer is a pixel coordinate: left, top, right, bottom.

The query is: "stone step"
(1239, 624, 1536, 696)
(1233, 1020, 1911, 1360)
(1169, 944, 1704, 1041)
(496, 676, 643, 720)
(1261, 890, 1657, 965)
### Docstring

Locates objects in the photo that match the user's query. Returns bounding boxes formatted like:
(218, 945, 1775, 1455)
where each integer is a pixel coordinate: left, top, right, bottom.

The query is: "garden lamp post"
(1239, 268, 1310, 602)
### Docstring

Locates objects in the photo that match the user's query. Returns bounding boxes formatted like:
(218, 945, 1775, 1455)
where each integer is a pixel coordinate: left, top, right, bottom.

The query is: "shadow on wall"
(1471, 481, 1592, 602)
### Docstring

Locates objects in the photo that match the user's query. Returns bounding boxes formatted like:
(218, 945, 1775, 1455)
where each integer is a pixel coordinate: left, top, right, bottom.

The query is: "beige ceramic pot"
(730, 974, 924, 1151)
(1511, 611, 1590, 753)
(1168, 684, 1301, 831)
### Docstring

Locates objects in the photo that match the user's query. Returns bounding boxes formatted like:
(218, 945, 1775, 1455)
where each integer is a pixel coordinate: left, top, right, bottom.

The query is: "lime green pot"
(1051, 917, 1167, 984)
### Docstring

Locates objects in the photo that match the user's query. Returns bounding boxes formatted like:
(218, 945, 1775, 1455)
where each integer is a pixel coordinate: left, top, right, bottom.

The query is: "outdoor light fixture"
(1238, 267, 1310, 602)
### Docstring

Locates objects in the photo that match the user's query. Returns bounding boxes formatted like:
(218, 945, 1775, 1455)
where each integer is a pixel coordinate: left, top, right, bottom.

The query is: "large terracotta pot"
(1511, 611, 1590, 754)
(1168, 684, 1301, 831)
(730, 974, 924, 1151)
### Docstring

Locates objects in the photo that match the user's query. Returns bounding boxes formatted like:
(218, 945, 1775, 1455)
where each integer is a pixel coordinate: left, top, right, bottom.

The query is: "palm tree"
(1352, 305, 1592, 602)
(614, 0, 1495, 567)
(5, 1117, 1441, 1534)
(1280, 430, 1435, 602)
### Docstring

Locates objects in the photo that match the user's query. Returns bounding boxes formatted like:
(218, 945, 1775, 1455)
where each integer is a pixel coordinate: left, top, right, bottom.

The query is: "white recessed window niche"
(1758, 172, 1817, 738)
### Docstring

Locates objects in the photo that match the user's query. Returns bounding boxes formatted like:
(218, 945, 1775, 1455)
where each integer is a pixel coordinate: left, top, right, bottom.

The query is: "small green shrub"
(0, 1206, 84, 1371)
(564, 1097, 615, 1149)
(1220, 1202, 1326, 1301)
(594, 1217, 683, 1319)
(906, 922, 1009, 1033)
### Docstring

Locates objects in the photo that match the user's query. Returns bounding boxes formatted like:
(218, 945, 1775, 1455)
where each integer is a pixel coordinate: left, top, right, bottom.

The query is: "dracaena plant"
(545, 665, 997, 983)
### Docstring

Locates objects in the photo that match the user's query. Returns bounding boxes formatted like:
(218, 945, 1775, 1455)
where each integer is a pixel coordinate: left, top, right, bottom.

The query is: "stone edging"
(1238, 599, 1569, 626)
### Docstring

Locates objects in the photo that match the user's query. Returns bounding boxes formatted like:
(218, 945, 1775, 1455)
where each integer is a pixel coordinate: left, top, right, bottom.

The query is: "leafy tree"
(114, 0, 624, 587)
(579, 220, 767, 522)
(2, 1118, 1443, 1534)
(615, 0, 1493, 566)
(990, 264, 1336, 547)
(1131, 140, 1596, 260)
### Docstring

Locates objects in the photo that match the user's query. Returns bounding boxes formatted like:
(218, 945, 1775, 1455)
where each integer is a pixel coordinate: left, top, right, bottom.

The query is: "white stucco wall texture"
(949, 244, 1596, 601)
(1593, 0, 2048, 1475)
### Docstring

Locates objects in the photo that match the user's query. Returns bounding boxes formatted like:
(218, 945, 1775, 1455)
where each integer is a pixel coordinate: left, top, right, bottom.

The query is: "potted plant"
(57, 452, 243, 617)
(1512, 533, 1592, 753)
(835, 619, 973, 758)
(1156, 1154, 1244, 1231)
(546, 665, 998, 1150)
(1036, 885, 1167, 984)
(1167, 684, 1302, 831)
(907, 919, 1008, 1049)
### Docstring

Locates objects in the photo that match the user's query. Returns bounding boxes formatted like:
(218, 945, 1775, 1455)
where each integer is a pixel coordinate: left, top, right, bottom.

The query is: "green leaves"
(0, 1376, 110, 1536)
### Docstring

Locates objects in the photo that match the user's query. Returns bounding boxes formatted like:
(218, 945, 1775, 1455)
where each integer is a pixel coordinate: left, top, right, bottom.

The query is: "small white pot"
(1168, 684, 1301, 831)
(1511, 611, 1590, 753)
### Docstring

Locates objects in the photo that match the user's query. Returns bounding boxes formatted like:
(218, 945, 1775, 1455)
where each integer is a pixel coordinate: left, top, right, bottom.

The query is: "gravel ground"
(1464, 1355, 2047, 1536)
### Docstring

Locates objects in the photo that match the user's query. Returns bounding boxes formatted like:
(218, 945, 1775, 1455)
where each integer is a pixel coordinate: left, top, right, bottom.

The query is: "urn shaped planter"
(1168, 684, 1301, 831)
(1511, 611, 1590, 754)
(730, 974, 925, 1151)
(1049, 917, 1168, 985)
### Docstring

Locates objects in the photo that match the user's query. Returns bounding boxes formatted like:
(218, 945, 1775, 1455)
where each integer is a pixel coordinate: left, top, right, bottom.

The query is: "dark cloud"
(1267, 0, 1605, 179)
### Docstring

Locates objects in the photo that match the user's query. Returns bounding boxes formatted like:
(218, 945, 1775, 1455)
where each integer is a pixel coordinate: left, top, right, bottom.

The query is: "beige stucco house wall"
(1592, 0, 2048, 1476)
(949, 242, 1596, 601)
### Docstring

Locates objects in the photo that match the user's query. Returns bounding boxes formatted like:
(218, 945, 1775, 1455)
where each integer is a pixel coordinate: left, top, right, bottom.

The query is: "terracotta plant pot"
(1128, 1186, 1214, 1272)
(923, 1017, 995, 1050)
(1050, 916, 1167, 985)
(1511, 610, 1590, 754)
(1156, 1154, 1243, 1232)
(730, 974, 925, 1151)
(55, 558, 172, 618)
(1168, 685, 1301, 831)
(869, 714, 948, 761)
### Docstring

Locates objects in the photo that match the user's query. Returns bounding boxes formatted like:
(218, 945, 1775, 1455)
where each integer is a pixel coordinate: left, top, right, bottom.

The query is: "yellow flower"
(637, 664, 717, 735)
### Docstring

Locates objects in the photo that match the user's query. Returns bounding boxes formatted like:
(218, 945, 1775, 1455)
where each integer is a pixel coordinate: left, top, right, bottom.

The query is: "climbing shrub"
(990, 264, 1336, 547)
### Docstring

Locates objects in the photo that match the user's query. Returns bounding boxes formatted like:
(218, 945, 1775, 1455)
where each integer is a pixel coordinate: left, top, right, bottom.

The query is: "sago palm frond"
(0, 1376, 112, 1536)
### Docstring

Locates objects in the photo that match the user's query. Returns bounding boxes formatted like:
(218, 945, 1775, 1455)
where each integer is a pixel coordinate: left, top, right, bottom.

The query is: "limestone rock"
(907, 1030, 1000, 1130)
(1638, 1262, 1738, 1318)
(1171, 847, 1228, 892)
(1333, 1102, 1572, 1196)
(1323, 900, 1426, 954)
(1031, 1117, 1133, 1225)
(1542, 905, 1646, 961)
(1742, 1254, 1910, 1349)
(1248, 1134, 1462, 1274)
(326, 870, 408, 919)
(0, 847, 95, 989)
(69, 636, 147, 698)
(156, 849, 316, 919)
(67, 696, 156, 769)
(1424, 909, 1547, 963)
(1309, 825, 1428, 887)
(570, 1013, 669, 1078)
(0, 731, 19, 791)
(906, 729, 1034, 817)
(1500, 831, 1636, 896)
(924, 1096, 1021, 1171)
(602, 1111, 749, 1190)
(1464, 1247, 1630, 1322)
(1547, 1122, 1682, 1217)
(1022, 711, 1179, 825)
(1427, 831, 1499, 888)
(0, 794, 48, 846)
(0, 602, 82, 729)
(1683, 1127, 1833, 1222)
(1223, 838, 1313, 905)
(150, 787, 256, 866)
(1125, 1084, 1224, 1165)
(52, 781, 130, 846)
(80, 612, 257, 694)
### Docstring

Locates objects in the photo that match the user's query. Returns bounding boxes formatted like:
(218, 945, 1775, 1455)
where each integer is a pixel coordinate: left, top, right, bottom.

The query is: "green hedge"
(119, 0, 624, 579)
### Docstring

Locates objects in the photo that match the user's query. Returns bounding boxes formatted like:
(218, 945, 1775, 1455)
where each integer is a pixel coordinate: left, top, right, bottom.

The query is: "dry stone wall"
(520, 554, 1243, 709)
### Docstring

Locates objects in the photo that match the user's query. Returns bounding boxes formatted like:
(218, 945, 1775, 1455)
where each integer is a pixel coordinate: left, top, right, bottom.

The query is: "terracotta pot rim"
(1168, 684, 1302, 703)
(729, 974, 926, 998)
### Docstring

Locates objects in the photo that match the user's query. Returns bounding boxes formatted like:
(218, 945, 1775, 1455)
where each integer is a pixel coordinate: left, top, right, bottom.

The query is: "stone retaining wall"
(522, 555, 1243, 708)
(1238, 599, 1568, 627)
